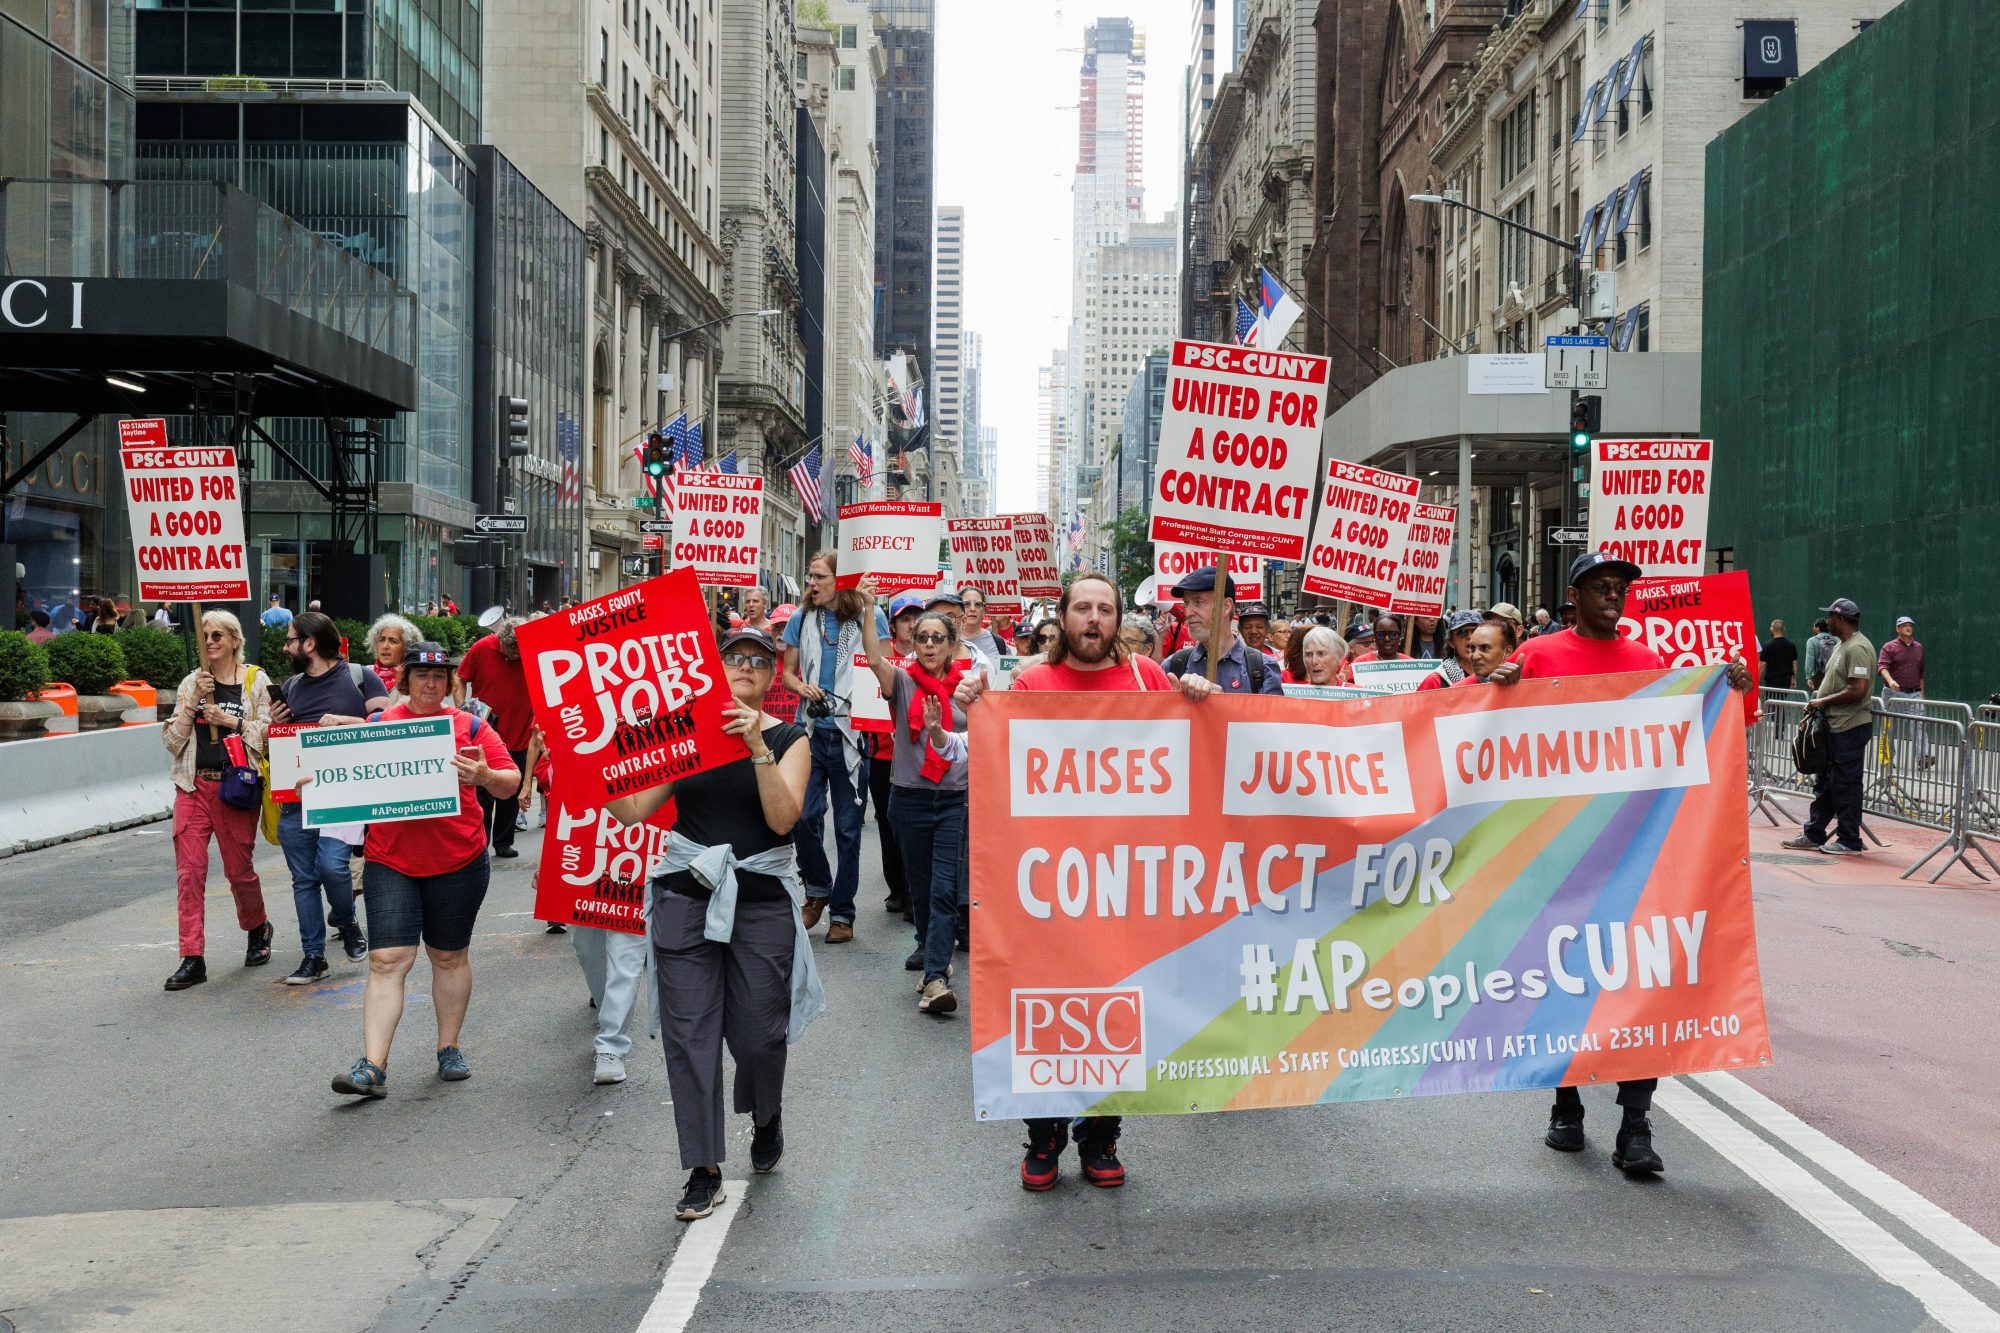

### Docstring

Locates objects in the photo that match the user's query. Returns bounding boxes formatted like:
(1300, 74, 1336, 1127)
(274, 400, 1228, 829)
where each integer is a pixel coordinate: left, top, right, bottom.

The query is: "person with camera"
(856, 578, 972, 1012)
(330, 643, 519, 1098)
(607, 625, 817, 1222)
(162, 609, 275, 991)
(269, 610, 389, 984)
(780, 551, 889, 943)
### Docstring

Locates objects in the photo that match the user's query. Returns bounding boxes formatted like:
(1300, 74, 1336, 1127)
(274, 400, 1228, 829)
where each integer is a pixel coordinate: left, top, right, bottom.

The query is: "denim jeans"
(1882, 690, 1932, 764)
(888, 784, 965, 982)
(278, 803, 356, 959)
(794, 727, 866, 923)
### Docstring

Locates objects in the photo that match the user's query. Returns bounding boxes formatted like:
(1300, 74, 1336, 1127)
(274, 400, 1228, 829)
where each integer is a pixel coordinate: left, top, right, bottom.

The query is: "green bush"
(46, 632, 128, 695)
(408, 613, 456, 652)
(0, 631, 50, 702)
(258, 629, 295, 682)
(116, 626, 189, 691)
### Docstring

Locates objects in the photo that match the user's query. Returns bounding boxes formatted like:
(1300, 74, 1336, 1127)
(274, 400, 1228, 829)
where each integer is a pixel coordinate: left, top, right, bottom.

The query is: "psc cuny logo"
(1010, 988, 1146, 1095)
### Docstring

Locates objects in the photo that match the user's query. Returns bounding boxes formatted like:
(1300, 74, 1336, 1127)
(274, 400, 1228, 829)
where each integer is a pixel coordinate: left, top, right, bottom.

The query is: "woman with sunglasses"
(1118, 614, 1159, 661)
(855, 577, 973, 1015)
(606, 625, 815, 1222)
(1030, 620, 1060, 659)
(162, 610, 275, 991)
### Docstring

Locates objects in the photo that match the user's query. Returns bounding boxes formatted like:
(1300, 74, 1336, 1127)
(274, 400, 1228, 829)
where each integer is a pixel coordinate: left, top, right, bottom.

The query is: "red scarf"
(905, 657, 968, 783)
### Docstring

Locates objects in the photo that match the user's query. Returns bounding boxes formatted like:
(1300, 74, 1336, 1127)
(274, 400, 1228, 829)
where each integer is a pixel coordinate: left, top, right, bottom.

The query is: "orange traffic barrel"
(33, 682, 78, 734)
(108, 680, 158, 725)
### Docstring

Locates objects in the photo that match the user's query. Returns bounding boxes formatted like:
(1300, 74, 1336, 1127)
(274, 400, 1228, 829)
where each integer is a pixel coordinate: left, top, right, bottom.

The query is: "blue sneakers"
(436, 1046, 471, 1081)
(332, 1057, 388, 1098)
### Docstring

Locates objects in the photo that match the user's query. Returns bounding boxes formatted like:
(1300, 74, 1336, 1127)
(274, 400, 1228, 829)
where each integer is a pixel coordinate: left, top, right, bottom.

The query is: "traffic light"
(1569, 392, 1602, 450)
(503, 396, 530, 457)
(643, 431, 669, 478)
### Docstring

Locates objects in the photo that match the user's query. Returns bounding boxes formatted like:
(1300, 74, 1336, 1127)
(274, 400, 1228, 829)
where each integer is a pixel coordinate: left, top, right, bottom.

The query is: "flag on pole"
(1234, 296, 1258, 346)
(558, 413, 579, 502)
(719, 450, 738, 475)
(789, 444, 825, 524)
(849, 434, 873, 485)
(687, 419, 704, 467)
(902, 385, 925, 429)
(1256, 268, 1303, 349)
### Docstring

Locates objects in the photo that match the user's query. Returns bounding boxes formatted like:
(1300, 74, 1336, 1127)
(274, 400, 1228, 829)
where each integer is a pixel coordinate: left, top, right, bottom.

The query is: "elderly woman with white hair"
(1297, 625, 1349, 688)
(364, 613, 422, 697)
(162, 609, 275, 991)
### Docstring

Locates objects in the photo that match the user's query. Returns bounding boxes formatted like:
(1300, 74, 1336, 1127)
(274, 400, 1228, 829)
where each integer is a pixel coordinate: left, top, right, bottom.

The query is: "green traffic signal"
(643, 432, 669, 478)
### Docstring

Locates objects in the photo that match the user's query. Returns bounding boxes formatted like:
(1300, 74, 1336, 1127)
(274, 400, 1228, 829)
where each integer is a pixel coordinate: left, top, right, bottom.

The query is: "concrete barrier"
(0, 723, 176, 858)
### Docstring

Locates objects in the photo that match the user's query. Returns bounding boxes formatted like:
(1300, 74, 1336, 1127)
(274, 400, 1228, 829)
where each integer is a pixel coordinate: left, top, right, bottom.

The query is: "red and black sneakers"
(1020, 1121, 1069, 1192)
(1076, 1122, 1125, 1189)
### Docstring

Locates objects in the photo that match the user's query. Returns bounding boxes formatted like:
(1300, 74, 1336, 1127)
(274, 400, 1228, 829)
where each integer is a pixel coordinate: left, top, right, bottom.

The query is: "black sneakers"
(337, 922, 367, 961)
(1613, 1117, 1665, 1175)
(285, 955, 329, 985)
(1546, 1104, 1585, 1152)
(245, 922, 274, 967)
(676, 1168, 726, 1221)
(1077, 1121, 1125, 1188)
(1021, 1121, 1069, 1192)
(751, 1112, 784, 1174)
(904, 947, 923, 971)
(164, 956, 207, 991)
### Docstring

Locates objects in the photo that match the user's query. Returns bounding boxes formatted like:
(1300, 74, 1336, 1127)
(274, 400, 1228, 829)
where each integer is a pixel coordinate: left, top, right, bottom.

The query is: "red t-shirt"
(1012, 654, 1175, 692)
(1416, 669, 1449, 692)
(1508, 628, 1667, 679)
(364, 704, 517, 877)
(457, 634, 535, 751)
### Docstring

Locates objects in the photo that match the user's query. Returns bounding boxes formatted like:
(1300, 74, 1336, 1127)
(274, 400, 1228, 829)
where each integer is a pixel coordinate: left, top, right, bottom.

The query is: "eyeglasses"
(1034, 633, 1058, 647)
(283, 636, 301, 646)
(912, 631, 950, 646)
(202, 630, 229, 641)
(722, 652, 774, 670)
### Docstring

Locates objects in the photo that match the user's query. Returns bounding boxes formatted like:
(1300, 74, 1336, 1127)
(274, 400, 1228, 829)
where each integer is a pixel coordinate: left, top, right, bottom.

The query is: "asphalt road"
(2, 806, 1998, 1331)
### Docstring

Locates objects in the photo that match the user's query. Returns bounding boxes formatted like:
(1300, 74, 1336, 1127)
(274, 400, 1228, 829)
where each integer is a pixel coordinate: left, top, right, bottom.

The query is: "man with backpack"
(1783, 597, 1875, 857)
(1161, 566, 1284, 695)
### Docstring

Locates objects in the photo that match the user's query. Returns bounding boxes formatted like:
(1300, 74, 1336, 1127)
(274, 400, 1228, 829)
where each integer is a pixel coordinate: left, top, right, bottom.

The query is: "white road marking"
(633, 1178, 747, 1333)
(1656, 1082, 2000, 1331)
(1691, 1071, 2000, 1289)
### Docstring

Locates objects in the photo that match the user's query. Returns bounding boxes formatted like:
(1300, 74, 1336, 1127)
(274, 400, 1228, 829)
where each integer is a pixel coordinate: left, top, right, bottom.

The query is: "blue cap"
(1444, 609, 1482, 633)
(1171, 564, 1236, 599)
(889, 592, 927, 618)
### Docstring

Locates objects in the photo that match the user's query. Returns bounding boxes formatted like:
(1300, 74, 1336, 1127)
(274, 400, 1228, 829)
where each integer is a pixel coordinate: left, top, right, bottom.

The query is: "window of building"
(1640, 41, 1654, 117)
(836, 66, 854, 90)
(600, 29, 609, 86)
(795, 51, 807, 80)
(837, 22, 857, 47)
(1498, 94, 1535, 183)
(1636, 302, 1651, 351)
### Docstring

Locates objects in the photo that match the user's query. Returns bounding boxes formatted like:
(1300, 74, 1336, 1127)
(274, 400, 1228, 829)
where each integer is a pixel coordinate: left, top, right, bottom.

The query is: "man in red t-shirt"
(1489, 550, 1750, 1177)
(956, 572, 1217, 1193)
(457, 619, 536, 859)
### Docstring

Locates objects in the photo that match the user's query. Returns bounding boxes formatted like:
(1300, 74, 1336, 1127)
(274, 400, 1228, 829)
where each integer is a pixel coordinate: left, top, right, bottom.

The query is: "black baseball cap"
(719, 625, 779, 656)
(406, 641, 456, 669)
(925, 587, 964, 609)
(1821, 597, 1860, 618)
(1568, 550, 1643, 586)
(1237, 601, 1271, 621)
(1172, 565, 1236, 599)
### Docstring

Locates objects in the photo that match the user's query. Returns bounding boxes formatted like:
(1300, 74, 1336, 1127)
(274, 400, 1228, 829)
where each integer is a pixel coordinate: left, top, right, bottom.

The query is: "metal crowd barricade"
(1747, 696, 1887, 850)
(1965, 719, 2000, 877)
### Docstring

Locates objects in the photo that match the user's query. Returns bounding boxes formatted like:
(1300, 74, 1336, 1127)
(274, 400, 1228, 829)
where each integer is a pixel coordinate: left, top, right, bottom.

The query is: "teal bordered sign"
(298, 715, 461, 828)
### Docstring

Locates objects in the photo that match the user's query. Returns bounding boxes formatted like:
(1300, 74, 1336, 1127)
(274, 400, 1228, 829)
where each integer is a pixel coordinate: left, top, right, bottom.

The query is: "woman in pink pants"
(162, 609, 274, 991)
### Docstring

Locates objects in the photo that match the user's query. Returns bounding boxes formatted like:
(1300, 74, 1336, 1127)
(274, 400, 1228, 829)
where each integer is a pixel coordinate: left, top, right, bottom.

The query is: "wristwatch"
(750, 751, 776, 766)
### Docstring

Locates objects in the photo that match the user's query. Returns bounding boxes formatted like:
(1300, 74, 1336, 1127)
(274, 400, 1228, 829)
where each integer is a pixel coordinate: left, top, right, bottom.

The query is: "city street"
(4, 803, 1999, 1332)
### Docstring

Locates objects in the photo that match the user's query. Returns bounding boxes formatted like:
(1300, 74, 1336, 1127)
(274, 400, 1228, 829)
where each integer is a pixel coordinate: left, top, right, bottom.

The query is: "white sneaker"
(593, 1052, 627, 1084)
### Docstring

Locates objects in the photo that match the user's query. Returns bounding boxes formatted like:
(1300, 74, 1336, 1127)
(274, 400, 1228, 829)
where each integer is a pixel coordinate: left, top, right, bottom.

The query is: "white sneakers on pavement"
(593, 1053, 627, 1084)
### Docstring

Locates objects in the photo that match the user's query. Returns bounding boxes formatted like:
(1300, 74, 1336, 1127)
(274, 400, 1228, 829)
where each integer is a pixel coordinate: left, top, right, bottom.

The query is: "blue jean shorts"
(362, 852, 490, 951)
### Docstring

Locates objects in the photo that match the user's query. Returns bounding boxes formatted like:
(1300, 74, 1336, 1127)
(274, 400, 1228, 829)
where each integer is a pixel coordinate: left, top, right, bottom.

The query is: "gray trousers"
(571, 925, 655, 1059)
(652, 889, 794, 1170)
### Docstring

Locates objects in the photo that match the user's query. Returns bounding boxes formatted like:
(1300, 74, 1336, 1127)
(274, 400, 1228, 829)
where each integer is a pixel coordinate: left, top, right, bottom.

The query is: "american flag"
(789, 444, 824, 524)
(1068, 510, 1084, 551)
(901, 385, 925, 428)
(558, 413, 579, 502)
(719, 450, 738, 475)
(1235, 295, 1258, 345)
(849, 434, 873, 485)
(676, 418, 703, 470)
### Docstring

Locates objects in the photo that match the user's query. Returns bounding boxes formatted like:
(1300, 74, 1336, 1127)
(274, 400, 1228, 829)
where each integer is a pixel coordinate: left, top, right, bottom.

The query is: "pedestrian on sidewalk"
(781, 551, 888, 944)
(364, 613, 422, 699)
(1759, 619, 1799, 692)
(330, 643, 519, 1099)
(456, 618, 535, 860)
(1878, 615, 1933, 770)
(608, 625, 817, 1222)
(1804, 618, 1837, 691)
(955, 572, 1221, 1192)
(1489, 550, 1752, 1176)
(269, 611, 388, 984)
(162, 609, 274, 991)
(858, 579, 971, 1014)
(873, 593, 925, 919)
(1786, 599, 1878, 856)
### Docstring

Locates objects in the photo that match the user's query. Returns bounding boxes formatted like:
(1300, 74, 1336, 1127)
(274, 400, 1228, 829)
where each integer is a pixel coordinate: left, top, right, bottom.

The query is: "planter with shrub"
(0, 631, 56, 740)
(116, 625, 190, 692)
(45, 633, 130, 730)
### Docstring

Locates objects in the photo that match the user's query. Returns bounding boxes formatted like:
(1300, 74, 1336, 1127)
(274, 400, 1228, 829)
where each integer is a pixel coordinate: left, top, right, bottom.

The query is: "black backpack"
(1792, 707, 1833, 775)
(1166, 645, 1266, 694)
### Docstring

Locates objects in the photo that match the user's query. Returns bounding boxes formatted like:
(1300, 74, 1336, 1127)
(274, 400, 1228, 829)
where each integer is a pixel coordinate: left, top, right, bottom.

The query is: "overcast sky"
(935, 0, 1188, 513)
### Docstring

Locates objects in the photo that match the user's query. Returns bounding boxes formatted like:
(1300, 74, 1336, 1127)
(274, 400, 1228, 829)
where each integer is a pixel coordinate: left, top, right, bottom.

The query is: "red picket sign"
(532, 781, 676, 934)
(515, 566, 747, 807)
(1619, 570, 1759, 723)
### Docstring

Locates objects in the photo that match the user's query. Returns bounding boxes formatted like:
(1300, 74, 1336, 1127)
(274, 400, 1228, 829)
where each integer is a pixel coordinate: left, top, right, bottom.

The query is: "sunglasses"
(722, 652, 774, 670)
(912, 631, 950, 646)
(203, 630, 229, 641)
(1034, 633, 1058, 646)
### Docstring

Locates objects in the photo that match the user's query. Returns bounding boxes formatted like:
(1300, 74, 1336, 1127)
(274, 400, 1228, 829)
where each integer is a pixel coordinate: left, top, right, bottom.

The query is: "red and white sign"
(671, 472, 763, 587)
(266, 721, 308, 803)
(837, 500, 942, 594)
(640, 535, 662, 551)
(849, 654, 892, 734)
(515, 566, 746, 807)
(1007, 513, 1061, 601)
(533, 783, 676, 935)
(1619, 570, 1759, 724)
(1587, 439, 1712, 579)
(1300, 461, 1420, 605)
(949, 517, 1022, 615)
(1147, 339, 1332, 561)
(1388, 502, 1456, 617)
(119, 419, 250, 601)
(1152, 544, 1265, 604)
